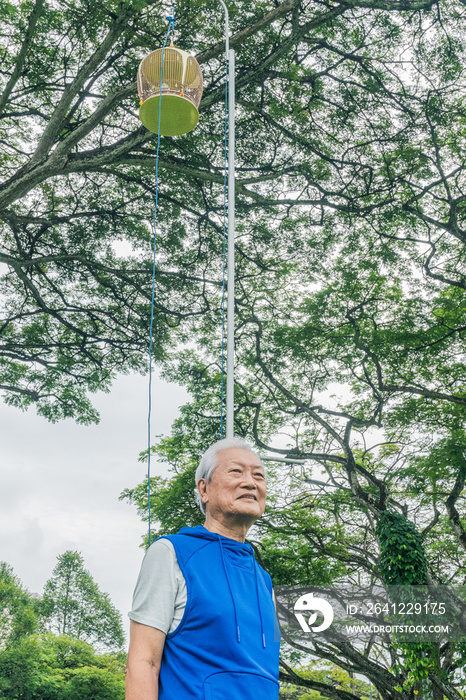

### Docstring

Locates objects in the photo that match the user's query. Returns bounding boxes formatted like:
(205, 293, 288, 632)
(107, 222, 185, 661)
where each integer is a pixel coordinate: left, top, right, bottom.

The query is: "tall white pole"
(218, 0, 229, 54)
(226, 48, 235, 438)
(217, 1, 234, 438)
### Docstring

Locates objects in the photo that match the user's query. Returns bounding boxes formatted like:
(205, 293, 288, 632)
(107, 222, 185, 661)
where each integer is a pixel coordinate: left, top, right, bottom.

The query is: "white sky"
(0, 371, 189, 646)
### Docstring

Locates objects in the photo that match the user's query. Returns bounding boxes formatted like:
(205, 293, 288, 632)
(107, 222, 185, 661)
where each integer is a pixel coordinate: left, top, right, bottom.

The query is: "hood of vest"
(176, 526, 267, 647)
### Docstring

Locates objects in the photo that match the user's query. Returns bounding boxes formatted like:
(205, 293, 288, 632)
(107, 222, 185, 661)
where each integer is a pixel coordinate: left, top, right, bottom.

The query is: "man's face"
(199, 447, 267, 523)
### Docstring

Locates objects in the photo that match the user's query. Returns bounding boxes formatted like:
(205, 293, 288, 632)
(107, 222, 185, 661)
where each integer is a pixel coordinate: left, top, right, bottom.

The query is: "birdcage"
(137, 46, 203, 136)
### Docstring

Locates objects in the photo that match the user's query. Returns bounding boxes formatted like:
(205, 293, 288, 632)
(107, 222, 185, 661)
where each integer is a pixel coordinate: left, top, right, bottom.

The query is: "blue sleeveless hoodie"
(157, 525, 280, 700)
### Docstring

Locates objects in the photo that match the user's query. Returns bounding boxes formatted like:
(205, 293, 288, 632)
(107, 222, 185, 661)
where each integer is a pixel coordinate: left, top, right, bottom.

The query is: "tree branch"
(0, 0, 45, 117)
(445, 466, 466, 552)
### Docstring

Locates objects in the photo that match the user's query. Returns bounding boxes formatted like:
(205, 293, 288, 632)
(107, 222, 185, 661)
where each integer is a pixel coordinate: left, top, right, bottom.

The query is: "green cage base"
(139, 94, 199, 136)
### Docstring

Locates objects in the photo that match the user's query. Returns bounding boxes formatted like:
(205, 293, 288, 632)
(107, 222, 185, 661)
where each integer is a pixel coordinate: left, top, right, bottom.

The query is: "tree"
(0, 633, 125, 700)
(40, 551, 124, 651)
(0, 0, 441, 422)
(0, 563, 125, 700)
(0, 562, 40, 645)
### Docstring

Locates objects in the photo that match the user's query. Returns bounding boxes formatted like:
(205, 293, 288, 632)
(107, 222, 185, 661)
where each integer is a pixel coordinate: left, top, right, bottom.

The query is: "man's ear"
(197, 479, 208, 503)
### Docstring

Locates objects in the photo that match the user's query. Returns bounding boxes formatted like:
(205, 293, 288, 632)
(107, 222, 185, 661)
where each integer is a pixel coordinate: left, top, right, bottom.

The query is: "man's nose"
(241, 471, 256, 488)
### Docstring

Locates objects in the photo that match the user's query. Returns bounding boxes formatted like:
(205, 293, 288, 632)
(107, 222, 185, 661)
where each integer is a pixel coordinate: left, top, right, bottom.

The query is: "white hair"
(194, 437, 265, 515)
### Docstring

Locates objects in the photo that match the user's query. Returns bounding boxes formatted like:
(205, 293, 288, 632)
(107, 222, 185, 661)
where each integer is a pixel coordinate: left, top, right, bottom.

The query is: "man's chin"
(229, 504, 262, 522)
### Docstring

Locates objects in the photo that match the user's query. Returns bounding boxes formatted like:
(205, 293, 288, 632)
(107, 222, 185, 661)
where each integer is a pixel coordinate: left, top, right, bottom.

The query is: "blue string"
(220, 58, 228, 439)
(147, 10, 175, 548)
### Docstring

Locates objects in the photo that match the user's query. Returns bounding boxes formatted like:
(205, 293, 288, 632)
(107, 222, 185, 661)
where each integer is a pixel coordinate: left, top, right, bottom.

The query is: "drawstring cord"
(253, 563, 267, 648)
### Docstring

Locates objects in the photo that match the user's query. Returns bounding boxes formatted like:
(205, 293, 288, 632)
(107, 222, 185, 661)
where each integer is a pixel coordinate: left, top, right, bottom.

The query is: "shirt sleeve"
(128, 538, 181, 635)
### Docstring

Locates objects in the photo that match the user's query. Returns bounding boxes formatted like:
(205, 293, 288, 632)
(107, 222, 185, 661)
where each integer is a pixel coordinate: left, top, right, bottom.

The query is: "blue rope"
(146, 2, 229, 541)
(220, 58, 229, 438)
(147, 9, 175, 548)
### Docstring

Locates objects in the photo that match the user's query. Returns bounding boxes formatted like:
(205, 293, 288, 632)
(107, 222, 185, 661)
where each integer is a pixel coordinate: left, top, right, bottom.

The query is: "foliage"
(375, 513, 441, 690)
(0, 561, 125, 700)
(0, 562, 40, 645)
(375, 512, 429, 586)
(1, 0, 459, 424)
(40, 551, 125, 651)
(0, 633, 125, 700)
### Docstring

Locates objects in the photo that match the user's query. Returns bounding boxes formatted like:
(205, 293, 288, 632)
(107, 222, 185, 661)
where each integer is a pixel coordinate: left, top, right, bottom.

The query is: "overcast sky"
(0, 371, 189, 645)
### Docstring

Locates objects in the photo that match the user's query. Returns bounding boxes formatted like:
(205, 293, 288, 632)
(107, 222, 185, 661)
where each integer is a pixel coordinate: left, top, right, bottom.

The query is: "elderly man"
(125, 436, 280, 700)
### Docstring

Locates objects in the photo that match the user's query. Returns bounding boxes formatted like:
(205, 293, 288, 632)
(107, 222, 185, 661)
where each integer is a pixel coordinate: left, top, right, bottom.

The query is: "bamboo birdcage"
(137, 46, 203, 136)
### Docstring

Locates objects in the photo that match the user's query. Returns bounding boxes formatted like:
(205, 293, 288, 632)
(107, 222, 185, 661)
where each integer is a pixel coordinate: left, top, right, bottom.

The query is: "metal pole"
(218, 1, 229, 54)
(217, 0, 234, 438)
(226, 48, 235, 438)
